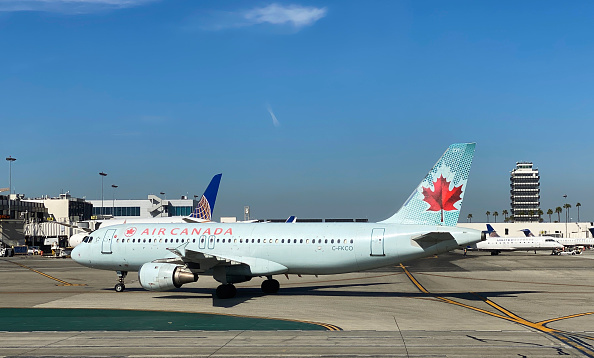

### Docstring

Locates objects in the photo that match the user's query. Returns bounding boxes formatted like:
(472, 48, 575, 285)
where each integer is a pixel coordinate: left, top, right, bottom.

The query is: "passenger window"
(240, 239, 243, 243)
(263, 239, 266, 243)
(325, 239, 328, 244)
(143, 239, 146, 243)
(331, 239, 334, 244)
(306, 239, 310, 244)
(300, 239, 303, 243)
(258, 239, 261, 243)
(275, 239, 279, 243)
(217, 239, 220, 243)
(234, 239, 237, 243)
(281, 239, 285, 243)
(176, 239, 179, 243)
(350, 239, 353, 244)
(252, 239, 254, 243)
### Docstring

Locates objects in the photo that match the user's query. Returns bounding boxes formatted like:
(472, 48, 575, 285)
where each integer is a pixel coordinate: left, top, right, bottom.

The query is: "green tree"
(563, 203, 572, 222)
(529, 210, 535, 222)
(502, 209, 509, 220)
(467, 213, 473, 223)
(537, 209, 543, 222)
(576, 202, 581, 222)
(485, 211, 491, 223)
(493, 211, 499, 223)
(547, 208, 553, 223)
(555, 207, 563, 222)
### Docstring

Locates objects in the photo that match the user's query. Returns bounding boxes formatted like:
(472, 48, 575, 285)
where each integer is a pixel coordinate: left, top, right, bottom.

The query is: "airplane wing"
(412, 232, 456, 249)
(158, 243, 288, 276)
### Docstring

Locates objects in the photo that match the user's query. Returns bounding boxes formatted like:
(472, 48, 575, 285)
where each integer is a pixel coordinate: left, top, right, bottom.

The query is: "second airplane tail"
(380, 143, 475, 226)
(189, 173, 222, 221)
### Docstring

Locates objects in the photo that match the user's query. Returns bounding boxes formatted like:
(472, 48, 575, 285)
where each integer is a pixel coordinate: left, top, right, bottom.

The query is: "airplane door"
(370, 228, 385, 256)
(101, 229, 116, 254)
(207, 235, 215, 249)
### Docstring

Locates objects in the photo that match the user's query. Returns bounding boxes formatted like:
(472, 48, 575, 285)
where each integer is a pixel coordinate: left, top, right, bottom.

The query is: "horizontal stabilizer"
(412, 232, 455, 249)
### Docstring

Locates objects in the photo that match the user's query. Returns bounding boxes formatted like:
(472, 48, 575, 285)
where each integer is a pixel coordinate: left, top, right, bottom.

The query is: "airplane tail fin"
(380, 143, 475, 226)
(521, 229, 535, 237)
(589, 228, 594, 237)
(285, 216, 297, 223)
(486, 224, 500, 237)
(189, 173, 222, 221)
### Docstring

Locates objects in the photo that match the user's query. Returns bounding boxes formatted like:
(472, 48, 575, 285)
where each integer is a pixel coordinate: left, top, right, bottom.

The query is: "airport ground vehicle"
(27, 246, 42, 255)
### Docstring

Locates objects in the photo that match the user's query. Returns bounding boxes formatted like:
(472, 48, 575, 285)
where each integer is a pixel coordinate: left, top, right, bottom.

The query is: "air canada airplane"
(68, 174, 222, 247)
(466, 224, 563, 255)
(72, 143, 484, 299)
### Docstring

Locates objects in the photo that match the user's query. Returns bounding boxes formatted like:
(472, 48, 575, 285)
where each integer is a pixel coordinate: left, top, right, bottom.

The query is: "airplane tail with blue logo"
(380, 143, 475, 226)
(521, 229, 535, 237)
(486, 224, 500, 237)
(187, 173, 222, 221)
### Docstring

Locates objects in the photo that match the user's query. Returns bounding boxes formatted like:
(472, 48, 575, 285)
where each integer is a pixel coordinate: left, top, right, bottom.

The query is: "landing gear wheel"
(114, 271, 127, 292)
(216, 284, 237, 299)
(261, 279, 280, 294)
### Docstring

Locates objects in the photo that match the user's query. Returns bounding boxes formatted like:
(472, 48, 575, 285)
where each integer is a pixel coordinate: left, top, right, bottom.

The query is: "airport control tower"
(510, 162, 540, 222)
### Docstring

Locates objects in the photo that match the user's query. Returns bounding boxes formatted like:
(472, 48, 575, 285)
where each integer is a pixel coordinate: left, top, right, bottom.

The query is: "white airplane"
(72, 143, 484, 299)
(521, 228, 594, 248)
(466, 224, 563, 255)
(68, 174, 222, 247)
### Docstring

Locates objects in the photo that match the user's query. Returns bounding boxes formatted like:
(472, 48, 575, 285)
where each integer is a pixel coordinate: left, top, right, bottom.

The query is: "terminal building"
(87, 195, 198, 220)
(510, 162, 540, 222)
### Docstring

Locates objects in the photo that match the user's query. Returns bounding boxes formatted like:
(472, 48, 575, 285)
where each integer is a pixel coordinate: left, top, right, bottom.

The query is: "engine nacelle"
(138, 263, 198, 291)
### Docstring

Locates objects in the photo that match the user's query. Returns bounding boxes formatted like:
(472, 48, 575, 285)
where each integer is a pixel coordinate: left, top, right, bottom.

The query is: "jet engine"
(138, 263, 198, 291)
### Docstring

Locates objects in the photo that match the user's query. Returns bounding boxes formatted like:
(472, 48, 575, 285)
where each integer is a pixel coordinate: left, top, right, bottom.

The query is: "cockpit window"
(82, 236, 89, 243)
(88, 237, 93, 243)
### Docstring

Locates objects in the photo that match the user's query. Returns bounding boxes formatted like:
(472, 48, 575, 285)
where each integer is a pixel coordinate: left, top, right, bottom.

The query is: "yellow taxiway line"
(6, 260, 86, 286)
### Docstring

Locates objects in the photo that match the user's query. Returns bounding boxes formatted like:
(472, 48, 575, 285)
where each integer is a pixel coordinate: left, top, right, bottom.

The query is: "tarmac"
(1, 249, 593, 357)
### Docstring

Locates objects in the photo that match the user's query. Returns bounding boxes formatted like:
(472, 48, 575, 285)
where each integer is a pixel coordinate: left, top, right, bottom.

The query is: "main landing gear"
(114, 271, 127, 292)
(216, 284, 237, 299)
(261, 277, 280, 294)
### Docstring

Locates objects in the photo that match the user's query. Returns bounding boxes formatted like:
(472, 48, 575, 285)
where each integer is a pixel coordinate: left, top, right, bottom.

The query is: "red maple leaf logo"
(422, 175, 463, 222)
(125, 227, 137, 237)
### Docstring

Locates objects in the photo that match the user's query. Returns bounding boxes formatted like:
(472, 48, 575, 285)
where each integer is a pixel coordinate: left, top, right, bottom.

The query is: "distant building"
(510, 162, 540, 222)
(88, 195, 198, 220)
(1, 194, 47, 247)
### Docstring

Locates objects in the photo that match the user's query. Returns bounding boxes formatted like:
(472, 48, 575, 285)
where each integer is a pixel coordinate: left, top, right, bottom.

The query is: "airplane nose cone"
(71, 245, 83, 264)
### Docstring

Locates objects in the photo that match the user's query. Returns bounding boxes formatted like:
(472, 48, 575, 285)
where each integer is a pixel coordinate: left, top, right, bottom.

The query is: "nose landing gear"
(114, 271, 127, 292)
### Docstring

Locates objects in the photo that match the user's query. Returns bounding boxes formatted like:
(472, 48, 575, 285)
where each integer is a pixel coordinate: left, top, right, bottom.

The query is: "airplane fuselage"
(72, 222, 480, 276)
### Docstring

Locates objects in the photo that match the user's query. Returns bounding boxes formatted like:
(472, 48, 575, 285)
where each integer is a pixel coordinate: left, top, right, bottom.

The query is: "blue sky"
(1, 0, 594, 222)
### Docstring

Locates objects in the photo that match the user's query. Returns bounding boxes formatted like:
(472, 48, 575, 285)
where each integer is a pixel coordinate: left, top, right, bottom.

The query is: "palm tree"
(576, 202, 581, 222)
(537, 209, 543, 222)
(485, 211, 491, 223)
(467, 213, 473, 223)
(555, 207, 562, 222)
(529, 210, 535, 222)
(493, 211, 499, 223)
(502, 210, 509, 220)
(547, 208, 553, 223)
(564, 203, 572, 222)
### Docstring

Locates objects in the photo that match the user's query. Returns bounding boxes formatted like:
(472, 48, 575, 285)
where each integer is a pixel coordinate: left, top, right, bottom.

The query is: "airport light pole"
(111, 185, 118, 217)
(5, 156, 16, 219)
(99, 172, 107, 217)
(160, 192, 166, 217)
(563, 194, 568, 238)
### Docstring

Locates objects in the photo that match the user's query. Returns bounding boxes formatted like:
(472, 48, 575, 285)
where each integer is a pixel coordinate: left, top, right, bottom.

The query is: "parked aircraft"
(521, 228, 594, 248)
(71, 143, 484, 299)
(466, 224, 563, 255)
(68, 174, 222, 247)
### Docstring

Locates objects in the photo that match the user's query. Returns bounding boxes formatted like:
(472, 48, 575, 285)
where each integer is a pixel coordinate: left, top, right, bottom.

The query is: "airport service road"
(0, 250, 593, 357)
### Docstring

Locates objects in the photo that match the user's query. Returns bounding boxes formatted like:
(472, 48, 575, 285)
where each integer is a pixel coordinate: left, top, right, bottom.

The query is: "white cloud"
(267, 104, 280, 128)
(0, 0, 157, 14)
(244, 3, 327, 28)
(196, 3, 327, 32)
